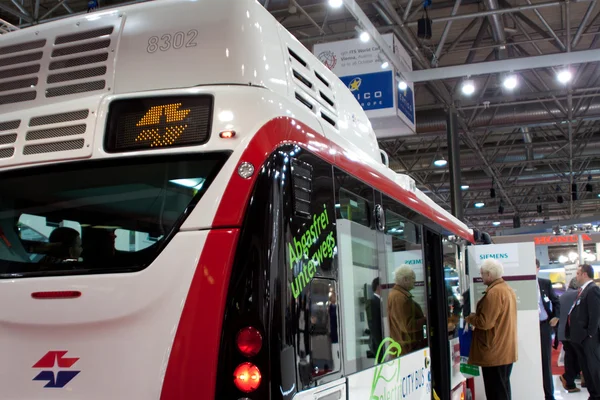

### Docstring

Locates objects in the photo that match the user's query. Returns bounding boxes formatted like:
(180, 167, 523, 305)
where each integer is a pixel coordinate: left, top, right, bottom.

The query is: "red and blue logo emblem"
(32, 351, 80, 388)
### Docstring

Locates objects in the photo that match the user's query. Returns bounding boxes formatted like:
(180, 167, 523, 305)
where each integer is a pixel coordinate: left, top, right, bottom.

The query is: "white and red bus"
(0, 0, 475, 399)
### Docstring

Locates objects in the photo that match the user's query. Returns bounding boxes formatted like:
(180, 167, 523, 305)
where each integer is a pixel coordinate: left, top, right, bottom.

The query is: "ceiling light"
(474, 202, 485, 208)
(558, 255, 568, 263)
(492, 221, 501, 227)
(381, 61, 389, 69)
(503, 75, 518, 90)
(398, 80, 408, 91)
(557, 69, 572, 84)
(328, 0, 343, 8)
(461, 185, 469, 190)
(359, 31, 370, 42)
(462, 80, 475, 95)
(433, 158, 447, 167)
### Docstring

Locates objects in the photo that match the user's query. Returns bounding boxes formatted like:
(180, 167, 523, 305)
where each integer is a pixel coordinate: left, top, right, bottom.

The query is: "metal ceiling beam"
(433, 0, 462, 65)
(405, 0, 575, 26)
(406, 48, 600, 82)
(525, 0, 566, 51)
(0, 2, 32, 22)
(572, 0, 597, 48)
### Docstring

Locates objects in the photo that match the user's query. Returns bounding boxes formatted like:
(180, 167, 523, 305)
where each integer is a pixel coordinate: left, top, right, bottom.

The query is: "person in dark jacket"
(537, 258, 560, 400)
(566, 264, 600, 400)
(368, 277, 383, 358)
(558, 277, 582, 393)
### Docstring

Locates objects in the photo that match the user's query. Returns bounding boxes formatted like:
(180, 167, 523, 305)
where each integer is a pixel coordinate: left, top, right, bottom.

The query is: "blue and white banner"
(340, 71, 394, 111)
(313, 33, 416, 136)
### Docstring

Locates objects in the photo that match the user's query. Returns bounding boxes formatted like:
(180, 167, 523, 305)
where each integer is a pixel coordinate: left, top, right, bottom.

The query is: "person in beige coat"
(465, 259, 518, 400)
(388, 265, 427, 356)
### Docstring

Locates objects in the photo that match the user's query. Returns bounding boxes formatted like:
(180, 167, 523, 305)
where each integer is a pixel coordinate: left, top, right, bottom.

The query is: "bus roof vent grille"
(286, 44, 338, 127)
(291, 158, 313, 218)
(0, 18, 119, 112)
(26, 124, 86, 141)
(0, 120, 21, 131)
(0, 39, 45, 56)
(54, 26, 114, 45)
(0, 133, 17, 145)
(29, 110, 89, 126)
(23, 138, 85, 155)
(0, 148, 14, 159)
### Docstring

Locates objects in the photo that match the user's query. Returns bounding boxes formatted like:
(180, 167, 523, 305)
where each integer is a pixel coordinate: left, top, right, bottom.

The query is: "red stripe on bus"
(160, 228, 239, 400)
(213, 117, 473, 242)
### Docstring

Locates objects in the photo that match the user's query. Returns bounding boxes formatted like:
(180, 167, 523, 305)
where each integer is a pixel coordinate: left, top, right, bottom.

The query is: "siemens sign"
(479, 253, 509, 260)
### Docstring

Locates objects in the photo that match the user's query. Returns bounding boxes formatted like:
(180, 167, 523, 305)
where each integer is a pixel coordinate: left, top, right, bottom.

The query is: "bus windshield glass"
(0, 152, 229, 278)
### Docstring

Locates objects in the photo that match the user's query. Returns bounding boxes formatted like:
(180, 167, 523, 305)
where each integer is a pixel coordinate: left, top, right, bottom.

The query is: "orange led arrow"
(135, 103, 190, 147)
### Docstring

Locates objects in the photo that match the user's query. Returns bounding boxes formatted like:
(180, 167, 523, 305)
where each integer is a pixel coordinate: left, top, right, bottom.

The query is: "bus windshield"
(0, 152, 229, 278)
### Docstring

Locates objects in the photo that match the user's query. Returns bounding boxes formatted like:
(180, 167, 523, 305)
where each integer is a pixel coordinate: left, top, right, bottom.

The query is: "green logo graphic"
(288, 204, 336, 298)
(369, 338, 403, 400)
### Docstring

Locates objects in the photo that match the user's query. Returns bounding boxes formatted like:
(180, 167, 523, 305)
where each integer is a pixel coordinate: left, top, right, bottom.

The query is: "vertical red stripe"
(160, 229, 239, 400)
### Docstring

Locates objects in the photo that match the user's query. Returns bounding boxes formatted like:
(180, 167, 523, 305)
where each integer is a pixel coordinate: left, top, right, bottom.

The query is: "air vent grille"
(30, 110, 89, 126)
(0, 148, 14, 159)
(23, 139, 85, 155)
(287, 44, 338, 129)
(51, 39, 111, 58)
(0, 22, 116, 109)
(291, 158, 313, 218)
(46, 80, 106, 98)
(55, 26, 114, 45)
(0, 39, 46, 56)
(0, 134, 17, 145)
(26, 124, 86, 141)
(0, 120, 21, 131)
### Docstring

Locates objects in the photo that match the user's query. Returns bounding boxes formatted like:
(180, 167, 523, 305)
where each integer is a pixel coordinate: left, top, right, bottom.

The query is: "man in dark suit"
(566, 264, 600, 400)
(369, 277, 383, 360)
(558, 278, 581, 393)
(537, 259, 560, 400)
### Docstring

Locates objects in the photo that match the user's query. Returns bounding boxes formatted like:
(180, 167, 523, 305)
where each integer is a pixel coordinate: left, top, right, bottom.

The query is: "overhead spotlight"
(586, 175, 593, 192)
(557, 195, 564, 204)
(492, 221, 501, 227)
(462, 80, 475, 96)
(461, 185, 469, 190)
(398, 80, 408, 91)
(490, 188, 496, 199)
(433, 158, 448, 167)
(474, 202, 485, 208)
(328, 0, 344, 8)
(503, 74, 518, 90)
(537, 204, 543, 214)
(498, 204, 504, 214)
(359, 31, 370, 43)
(557, 69, 572, 84)
(572, 182, 578, 201)
(381, 61, 389, 69)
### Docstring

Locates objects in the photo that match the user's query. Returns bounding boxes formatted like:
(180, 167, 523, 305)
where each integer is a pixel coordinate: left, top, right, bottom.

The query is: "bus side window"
(381, 207, 428, 356)
(334, 172, 381, 374)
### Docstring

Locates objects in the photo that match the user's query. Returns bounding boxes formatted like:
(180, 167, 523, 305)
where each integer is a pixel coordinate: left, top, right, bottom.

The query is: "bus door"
(334, 170, 431, 399)
(423, 227, 452, 399)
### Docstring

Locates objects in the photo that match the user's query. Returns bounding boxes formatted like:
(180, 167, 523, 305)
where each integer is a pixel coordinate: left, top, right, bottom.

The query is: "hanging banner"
(313, 33, 415, 137)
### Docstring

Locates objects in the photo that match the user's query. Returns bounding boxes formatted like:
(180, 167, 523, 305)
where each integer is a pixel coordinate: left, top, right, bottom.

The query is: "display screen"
(105, 95, 213, 153)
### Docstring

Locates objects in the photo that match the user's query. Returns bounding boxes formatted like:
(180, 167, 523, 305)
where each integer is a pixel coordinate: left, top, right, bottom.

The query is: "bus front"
(0, 0, 289, 398)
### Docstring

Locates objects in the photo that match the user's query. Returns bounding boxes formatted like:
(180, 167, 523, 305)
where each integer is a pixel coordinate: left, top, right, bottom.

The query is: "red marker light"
(233, 362, 261, 393)
(219, 130, 236, 139)
(236, 326, 262, 357)
(31, 291, 81, 299)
